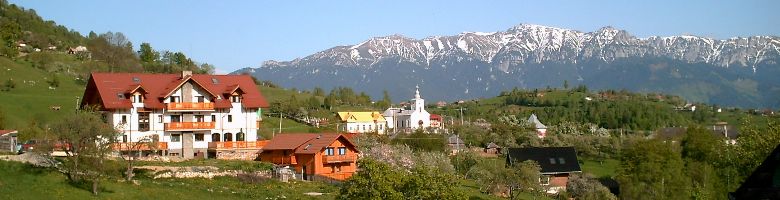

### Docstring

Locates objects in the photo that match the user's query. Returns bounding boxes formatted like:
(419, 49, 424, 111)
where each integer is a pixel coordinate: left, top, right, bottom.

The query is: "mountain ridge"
(237, 23, 780, 108)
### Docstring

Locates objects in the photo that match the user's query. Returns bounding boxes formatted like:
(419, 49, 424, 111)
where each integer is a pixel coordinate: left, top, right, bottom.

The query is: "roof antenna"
(317, 134, 322, 139)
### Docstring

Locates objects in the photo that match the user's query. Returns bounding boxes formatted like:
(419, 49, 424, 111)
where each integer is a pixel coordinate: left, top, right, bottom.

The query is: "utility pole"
(277, 112, 282, 138)
(458, 107, 465, 125)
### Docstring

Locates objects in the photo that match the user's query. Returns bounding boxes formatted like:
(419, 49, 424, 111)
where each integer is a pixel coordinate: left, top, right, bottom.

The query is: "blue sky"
(9, 0, 780, 73)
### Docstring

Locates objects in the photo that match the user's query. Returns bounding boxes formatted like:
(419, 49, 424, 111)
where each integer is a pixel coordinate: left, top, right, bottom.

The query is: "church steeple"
(414, 85, 421, 99)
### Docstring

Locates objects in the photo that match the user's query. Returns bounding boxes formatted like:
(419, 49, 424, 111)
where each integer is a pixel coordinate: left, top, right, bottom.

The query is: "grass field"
(580, 158, 620, 178)
(0, 160, 338, 200)
(0, 57, 85, 128)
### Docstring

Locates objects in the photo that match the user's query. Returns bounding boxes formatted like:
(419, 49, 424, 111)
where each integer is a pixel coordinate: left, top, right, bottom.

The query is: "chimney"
(181, 70, 192, 78)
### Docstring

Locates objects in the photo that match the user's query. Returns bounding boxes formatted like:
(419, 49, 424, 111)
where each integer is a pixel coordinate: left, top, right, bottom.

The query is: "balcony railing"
(266, 156, 297, 165)
(322, 154, 357, 163)
(166, 102, 215, 111)
(112, 142, 168, 151)
(164, 122, 215, 131)
(208, 140, 268, 149)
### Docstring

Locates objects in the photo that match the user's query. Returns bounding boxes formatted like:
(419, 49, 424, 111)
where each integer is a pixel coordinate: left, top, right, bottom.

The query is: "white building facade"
(383, 85, 431, 132)
(83, 71, 268, 159)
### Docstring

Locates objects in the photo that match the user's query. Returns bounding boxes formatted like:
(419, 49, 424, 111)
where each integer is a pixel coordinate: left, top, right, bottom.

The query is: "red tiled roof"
(81, 72, 269, 110)
(430, 114, 442, 120)
(0, 130, 17, 136)
(261, 133, 357, 154)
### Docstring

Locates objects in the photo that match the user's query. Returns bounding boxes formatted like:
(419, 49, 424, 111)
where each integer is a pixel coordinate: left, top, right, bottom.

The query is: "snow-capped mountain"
(237, 24, 780, 108)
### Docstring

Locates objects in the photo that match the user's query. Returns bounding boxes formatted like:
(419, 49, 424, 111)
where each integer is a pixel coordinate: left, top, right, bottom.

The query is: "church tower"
(412, 85, 425, 112)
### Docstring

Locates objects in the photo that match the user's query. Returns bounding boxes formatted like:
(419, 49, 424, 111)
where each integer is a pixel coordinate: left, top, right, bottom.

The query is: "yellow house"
(337, 112, 387, 134)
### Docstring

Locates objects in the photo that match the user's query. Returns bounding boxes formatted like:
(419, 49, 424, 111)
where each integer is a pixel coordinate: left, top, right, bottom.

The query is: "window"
(123, 135, 127, 143)
(211, 133, 221, 142)
(133, 94, 143, 103)
(326, 147, 334, 156)
(195, 115, 205, 122)
(158, 115, 163, 123)
(369, 125, 372, 130)
(196, 96, 204, 103)
(362, 125, 366, 131)
(236, 132, 245, 141)
(379, 124, 383, 130)
(558, 158, 565, 164)
(121, 115, 127, 124)
(231, 95, 240, 103)
(171, 134, 181, 142)
(171, 115, 181, 123)
(228, 115, 233, 122)
(549, 158, 556, 164)
(194, 134, 204, 141)
(224, 133, 232, 141)
(211, 115, 216, 122)
(540, 175, 550, 185)
(138, 113, 150, 131)
(170, 96, 180, 103)
(338, 147, 346, 155)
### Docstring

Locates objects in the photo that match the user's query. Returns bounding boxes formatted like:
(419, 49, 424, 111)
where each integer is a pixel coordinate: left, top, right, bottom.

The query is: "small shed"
(0, 130, 19, 153)
(484, 142, 501, 154)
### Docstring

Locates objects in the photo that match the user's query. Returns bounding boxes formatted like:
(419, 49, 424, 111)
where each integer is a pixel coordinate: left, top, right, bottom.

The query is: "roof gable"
(337, 112, 386, 123)
(81, 72, 269, 110)
(506, 147, 581, 174)
(261, 133, 358, 154)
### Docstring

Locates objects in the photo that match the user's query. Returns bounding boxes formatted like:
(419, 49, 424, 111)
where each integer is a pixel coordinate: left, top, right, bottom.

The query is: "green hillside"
(0, 56, 84, 128)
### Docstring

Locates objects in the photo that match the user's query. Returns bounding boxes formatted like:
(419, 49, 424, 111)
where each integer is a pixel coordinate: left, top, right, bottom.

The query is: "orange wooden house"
(258, 133, 358, 181)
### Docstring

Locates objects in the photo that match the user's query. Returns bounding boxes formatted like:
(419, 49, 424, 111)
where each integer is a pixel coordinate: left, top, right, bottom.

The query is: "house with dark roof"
(484, 142, 501, 154)
(730, 144, 780, 199)
(0, 130, 18, 153)
(506, 147, 582, 194)
(258, 133, 358, 181)
(81, 71, 269, 160)
(448, 134, 466, 155)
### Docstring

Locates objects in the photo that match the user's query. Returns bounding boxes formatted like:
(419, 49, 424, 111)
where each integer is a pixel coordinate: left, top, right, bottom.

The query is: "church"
(383, 85, 431, 132)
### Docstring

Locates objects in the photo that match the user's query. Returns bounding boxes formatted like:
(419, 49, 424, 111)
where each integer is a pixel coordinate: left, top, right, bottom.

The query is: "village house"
(528, 114, 547, 138)
(484, 142, 501, 154)
(447, 134, 465, 155)
(0, 130, 18, 153)
(80, 71, 269, 160)
(336, 111, 387, 134)
(430, 114, 443, 128)
(257, 133, 358, 181)
(506, 147, 582, 194)
(383, 85, 432, 133)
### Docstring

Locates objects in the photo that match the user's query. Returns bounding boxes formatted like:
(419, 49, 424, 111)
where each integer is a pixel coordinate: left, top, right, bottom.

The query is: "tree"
(337, 158, 406, 200)
(137, 42, 159, 64)
(119, 135, 158, 181)
(509, 160, 542, 198)
(567, 174, 617, 200)
(49, 110, 120, 195)
(617, 139, 689, 200)
(313, 87, 325, 97)
(402, 166, 465, 200)
(563, 80, 569, 90)
(307, 96, 321, 110)
(0, 18, 21, 57)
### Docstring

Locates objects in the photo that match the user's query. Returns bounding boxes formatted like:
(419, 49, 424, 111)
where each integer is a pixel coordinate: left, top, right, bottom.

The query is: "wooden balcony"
(266, 156, 297, 165)
(164, 122, 215, 131)
(208, 140, 268, 150)
(322, 154, 357, 163)
(112, 142, 168, 151)
(166, 102, 215, 111)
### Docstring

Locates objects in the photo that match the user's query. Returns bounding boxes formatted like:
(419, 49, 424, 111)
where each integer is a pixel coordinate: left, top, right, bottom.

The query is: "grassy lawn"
(135, 159, 274, 171)
(0, 160, 338, 200)
(0, 57, 85, 128)
(580, 158, 620, 178)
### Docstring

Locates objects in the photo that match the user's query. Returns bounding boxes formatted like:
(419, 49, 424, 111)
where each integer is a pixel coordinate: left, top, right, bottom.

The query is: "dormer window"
(231, 95, 241, 103)
(132, 94, 143, 103)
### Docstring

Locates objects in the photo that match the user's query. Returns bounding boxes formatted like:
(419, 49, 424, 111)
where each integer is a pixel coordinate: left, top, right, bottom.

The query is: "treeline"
(502, 88, 700, 130)
(268, 86, 393, 119)
(0, 1, 212, 77)
(617, 119, 780, 199)
(0, 0, 84, 57)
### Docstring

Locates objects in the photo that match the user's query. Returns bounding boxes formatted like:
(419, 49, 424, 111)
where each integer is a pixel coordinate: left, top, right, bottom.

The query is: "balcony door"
(171, 115, 181, 123)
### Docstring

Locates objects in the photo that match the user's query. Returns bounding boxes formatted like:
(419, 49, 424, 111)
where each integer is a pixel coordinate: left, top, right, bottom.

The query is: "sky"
(9, 0, 780, 74)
